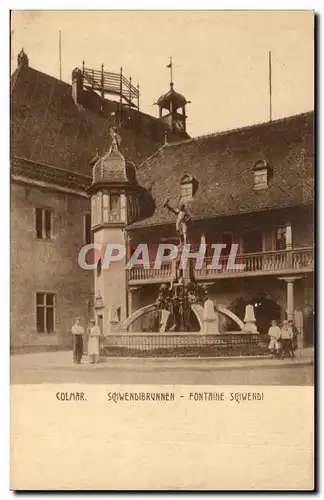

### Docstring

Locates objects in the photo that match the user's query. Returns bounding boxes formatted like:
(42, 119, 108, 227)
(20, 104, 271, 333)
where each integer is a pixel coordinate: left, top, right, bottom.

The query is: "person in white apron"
(88, 318, 101, 364)
(268, 319, 281, 357)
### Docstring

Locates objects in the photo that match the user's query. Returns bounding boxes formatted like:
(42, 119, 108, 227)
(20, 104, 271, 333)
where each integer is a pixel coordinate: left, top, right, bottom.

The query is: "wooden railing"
(129, 263, 173, 282)
(127, 247, 314, 283)
(195, 247, 314, 279)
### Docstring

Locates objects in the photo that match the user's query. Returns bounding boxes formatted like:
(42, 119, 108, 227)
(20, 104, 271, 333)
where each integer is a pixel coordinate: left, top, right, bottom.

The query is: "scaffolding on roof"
(81, 62, 140, 110)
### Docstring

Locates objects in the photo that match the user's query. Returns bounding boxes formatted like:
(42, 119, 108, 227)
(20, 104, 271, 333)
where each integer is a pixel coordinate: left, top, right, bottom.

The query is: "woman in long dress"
(88, 318, 101, 364)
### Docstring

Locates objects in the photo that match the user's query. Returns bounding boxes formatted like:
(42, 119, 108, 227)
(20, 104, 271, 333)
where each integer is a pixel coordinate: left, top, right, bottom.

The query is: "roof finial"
(166, 56, 173, 88)
(110, 126, 122, 150)
(17, 47, 29, 69)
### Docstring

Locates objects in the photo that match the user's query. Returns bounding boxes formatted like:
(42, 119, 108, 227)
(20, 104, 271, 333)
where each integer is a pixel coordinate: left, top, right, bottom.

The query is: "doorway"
(221, 233, 232, 256)
(242, 229, 263, 254)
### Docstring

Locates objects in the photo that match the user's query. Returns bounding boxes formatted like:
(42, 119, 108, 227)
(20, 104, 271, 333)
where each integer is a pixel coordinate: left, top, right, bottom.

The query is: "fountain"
(102, 199, 269, 357)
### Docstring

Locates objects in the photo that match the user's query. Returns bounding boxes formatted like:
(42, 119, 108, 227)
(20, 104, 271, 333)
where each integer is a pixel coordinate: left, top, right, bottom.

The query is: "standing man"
(281, 320, 294, 359)
(289, 319, 299, 354)
(71, 317, 85, 364)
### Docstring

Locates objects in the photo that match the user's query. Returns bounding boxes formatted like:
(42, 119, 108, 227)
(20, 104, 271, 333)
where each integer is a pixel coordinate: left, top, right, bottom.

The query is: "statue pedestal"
(203, 299, 219, 334)
(106, 306, 120, 335)
(243, 304, 258, 333)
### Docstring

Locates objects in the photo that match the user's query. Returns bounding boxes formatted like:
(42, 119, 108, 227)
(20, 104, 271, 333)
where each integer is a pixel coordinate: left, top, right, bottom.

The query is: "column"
(285, 222, 292, 250)
(128, 286, 141, 314)
(200, 232, 207, 276)
(278, 276, 303, 321)
(287, 279, 294, 321)
(285, 222, 293, 269)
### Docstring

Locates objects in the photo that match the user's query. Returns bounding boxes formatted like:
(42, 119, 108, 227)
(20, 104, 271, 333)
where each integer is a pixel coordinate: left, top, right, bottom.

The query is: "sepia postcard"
(10, 10, 315, 490)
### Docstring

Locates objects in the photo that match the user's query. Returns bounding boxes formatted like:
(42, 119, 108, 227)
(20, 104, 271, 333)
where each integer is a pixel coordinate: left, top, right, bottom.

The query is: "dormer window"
(180, 174, 195, 201)
(253, 160, 272, 190)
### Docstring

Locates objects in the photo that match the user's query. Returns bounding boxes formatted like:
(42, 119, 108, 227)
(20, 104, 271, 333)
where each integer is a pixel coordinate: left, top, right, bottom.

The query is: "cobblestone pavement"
(11, 349, 314, 385)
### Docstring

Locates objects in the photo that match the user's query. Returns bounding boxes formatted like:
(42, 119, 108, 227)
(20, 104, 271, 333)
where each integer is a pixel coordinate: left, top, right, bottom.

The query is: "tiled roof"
(11, 156, 91, 191)
(92, 143, 136, 186)
(10, 64, 187, 177)
(156, 84, 188, 109)
(128, 111, 314, 229)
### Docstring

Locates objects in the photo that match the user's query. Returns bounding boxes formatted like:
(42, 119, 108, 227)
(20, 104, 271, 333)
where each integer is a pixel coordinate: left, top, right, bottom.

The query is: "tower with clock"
(155, 58, 190, 136)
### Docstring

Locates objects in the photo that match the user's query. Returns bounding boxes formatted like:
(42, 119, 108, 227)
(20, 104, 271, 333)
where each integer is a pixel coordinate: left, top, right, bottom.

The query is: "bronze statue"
(109, 126, 122, 149)
(163, 199, 190, 245)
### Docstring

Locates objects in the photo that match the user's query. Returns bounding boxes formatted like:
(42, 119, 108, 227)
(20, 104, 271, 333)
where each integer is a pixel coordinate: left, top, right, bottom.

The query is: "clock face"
(174, 120, 185, 132)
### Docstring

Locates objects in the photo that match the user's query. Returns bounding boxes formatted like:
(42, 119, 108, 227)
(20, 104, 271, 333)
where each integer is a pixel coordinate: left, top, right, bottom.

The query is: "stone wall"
(11, 182, 93, 348)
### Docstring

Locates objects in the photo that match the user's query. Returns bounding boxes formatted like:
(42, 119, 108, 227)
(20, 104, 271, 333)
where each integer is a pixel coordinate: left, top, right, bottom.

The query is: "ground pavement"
(11, 348, 314, 385)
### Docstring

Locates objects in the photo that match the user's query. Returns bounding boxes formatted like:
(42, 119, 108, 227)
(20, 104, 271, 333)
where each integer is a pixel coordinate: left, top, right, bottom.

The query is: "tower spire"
(166, 56, 173, 87)
(269, 51, 273, 122)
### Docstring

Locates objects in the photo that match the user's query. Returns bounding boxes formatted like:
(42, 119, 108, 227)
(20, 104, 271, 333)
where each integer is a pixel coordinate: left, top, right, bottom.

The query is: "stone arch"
(119, 302, 244, 333)
(190, 303, 244, 331)
(215, 304, 245, 330)
(120, 303, 204, 333)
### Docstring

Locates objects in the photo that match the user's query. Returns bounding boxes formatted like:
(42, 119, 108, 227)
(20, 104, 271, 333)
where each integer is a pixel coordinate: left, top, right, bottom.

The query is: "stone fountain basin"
(103, 331, 268, 358)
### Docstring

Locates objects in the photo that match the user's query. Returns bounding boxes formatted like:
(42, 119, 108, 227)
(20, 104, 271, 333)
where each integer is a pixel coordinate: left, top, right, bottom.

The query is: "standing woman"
(88, 318, 101, 364)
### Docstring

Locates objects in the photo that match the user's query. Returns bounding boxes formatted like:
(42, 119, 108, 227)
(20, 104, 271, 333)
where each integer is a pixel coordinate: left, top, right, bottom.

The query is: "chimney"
(71, 67, 83, 105)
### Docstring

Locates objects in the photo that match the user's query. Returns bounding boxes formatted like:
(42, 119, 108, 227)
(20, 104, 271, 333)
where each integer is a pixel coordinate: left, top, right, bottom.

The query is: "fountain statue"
(155, 280, 208, 332)
(102, 198, 268, 357)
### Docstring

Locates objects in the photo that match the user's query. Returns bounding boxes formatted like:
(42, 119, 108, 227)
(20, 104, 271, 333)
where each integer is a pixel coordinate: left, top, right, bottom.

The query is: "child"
(268, 319, 281, 357)
(281, 320, 294, 359)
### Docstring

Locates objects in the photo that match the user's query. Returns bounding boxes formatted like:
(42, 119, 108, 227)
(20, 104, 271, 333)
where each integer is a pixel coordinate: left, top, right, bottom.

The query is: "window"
(276, 227, 287, 250)
(91, 193, 103, 227)
(253, 160, 273, 190)
(110, 194, 120, 212)
(103, 194, 109, 223)
(253, 170, 268, 190)
(109, 194, 121, 221)
(84, 214, 92, 244)
(36, 293, 56, 334)
(97, 258, 102, 277)
(180, 174, 195, 201)
(181, 183, 193, 199)
(35, 208, 53, 239)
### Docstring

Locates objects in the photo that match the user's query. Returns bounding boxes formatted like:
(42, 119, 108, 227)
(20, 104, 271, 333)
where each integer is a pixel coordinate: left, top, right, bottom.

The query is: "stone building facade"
(10, 50, 186, 349)
(90, 110, 314, 347)
(11, 49, 314, 350)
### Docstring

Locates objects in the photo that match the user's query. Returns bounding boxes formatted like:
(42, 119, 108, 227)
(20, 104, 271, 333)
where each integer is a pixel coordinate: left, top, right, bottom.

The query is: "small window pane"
(97, 258, 102, 277)
(254, 171, 267, 190)
(45, 210, 52, 238)
(91, 197, 96, 227)
(36, 208, 43, 239)
(84, 214, 92, 244)
(110, 195, 120, 212)
(46, 308, 54, 333)
(37, 306, 45, 333)
(181, 184, 192, 198)
(46, 294, 55, 306)
(36, 292, 45, 305)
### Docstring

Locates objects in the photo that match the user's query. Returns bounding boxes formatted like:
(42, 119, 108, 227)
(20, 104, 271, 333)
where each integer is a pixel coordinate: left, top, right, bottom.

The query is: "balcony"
(127, 247, 314, 285)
